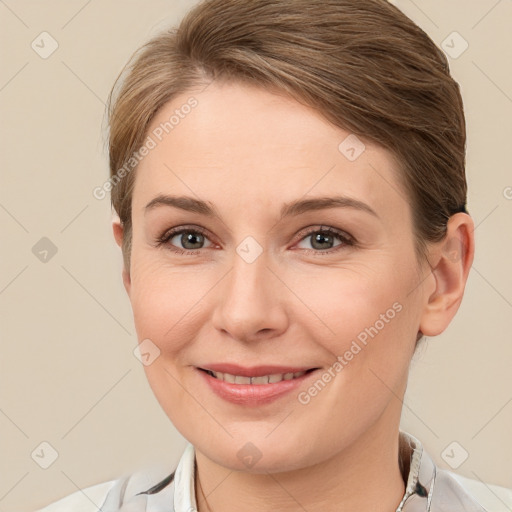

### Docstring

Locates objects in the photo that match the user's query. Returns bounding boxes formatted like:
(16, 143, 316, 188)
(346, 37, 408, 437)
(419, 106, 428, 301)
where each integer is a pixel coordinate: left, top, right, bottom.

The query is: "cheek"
(129, 247, 418, 355)
(129, 257, 215, 355)
(292, 264, 417, 401)
(289, 273, 414, 445)
(296, 263, 413, 344)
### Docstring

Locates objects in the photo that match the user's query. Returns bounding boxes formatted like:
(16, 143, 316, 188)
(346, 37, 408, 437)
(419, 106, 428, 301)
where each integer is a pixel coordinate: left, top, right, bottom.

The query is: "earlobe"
(112, 218, 131, 296)
(419, 213, 475, 337)
(112, 218, 124, 248)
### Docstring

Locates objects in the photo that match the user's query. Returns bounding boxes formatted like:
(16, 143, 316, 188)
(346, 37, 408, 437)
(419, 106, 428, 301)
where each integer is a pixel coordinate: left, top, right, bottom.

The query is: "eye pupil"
(182, 232, 204, 249)
(312, 232, 333, 250)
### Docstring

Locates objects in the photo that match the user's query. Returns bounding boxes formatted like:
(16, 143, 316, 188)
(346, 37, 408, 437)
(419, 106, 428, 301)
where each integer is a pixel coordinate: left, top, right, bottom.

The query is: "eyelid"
(293, 224, 355, 245)
(155, 224, 355, 254)
(291, 225, 355, 255)
(154, 225, 215, 249)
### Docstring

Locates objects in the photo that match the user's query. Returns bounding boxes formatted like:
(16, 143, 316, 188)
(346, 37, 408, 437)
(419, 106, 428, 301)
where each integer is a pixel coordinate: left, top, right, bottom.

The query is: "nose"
(211, 247, 289, 344)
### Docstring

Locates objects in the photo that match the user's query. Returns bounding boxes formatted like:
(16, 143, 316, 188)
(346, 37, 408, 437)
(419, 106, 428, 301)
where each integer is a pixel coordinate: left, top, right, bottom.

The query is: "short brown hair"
(107, 0, 467, 273)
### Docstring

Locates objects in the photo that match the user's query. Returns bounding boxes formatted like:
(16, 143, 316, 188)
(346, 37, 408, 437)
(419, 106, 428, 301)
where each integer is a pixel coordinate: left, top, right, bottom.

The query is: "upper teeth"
(208, 370, 307, 384)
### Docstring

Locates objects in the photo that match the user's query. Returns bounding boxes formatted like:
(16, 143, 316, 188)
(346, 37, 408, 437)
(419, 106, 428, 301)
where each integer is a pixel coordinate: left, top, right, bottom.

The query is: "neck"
(194, 418, 406, 512)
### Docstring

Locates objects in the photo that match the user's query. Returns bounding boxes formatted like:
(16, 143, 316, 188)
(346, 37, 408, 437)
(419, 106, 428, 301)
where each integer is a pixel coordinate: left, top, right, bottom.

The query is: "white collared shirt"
(36, 431, 512, 511)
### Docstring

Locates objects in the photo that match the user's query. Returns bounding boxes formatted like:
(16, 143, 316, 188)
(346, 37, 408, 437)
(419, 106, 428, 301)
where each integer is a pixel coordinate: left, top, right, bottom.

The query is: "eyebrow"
(144, 194, 379, 219)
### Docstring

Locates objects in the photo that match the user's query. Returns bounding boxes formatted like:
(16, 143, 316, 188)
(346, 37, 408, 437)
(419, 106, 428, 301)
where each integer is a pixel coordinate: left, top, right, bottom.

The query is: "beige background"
(1, 1, 511, 510)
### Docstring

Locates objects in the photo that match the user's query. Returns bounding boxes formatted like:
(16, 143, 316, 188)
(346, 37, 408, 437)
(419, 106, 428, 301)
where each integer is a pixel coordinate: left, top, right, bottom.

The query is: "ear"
(419, 213, 475, 337)
(112, 217, 131, 296)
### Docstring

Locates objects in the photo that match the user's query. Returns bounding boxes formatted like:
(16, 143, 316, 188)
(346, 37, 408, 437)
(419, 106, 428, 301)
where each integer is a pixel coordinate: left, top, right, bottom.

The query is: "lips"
(196, 363, 319, 405)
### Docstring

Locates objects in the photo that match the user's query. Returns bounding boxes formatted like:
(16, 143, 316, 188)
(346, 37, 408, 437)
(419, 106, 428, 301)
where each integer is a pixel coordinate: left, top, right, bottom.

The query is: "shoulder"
(34, 463, 177, 512)
(443, 469, 512, 512)
(34, 479, 119, 512)
(399, 431, 512, 512)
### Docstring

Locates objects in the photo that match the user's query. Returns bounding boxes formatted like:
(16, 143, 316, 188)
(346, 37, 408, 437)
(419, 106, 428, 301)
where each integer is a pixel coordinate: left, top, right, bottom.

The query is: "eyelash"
(155, 225, 355, 256)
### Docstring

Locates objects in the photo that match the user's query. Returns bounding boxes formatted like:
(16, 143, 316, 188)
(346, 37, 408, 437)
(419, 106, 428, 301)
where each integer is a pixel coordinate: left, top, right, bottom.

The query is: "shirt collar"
(173, 442, 196, 512)
(171, 430, 435, 512)
(396, 430, 436, 511)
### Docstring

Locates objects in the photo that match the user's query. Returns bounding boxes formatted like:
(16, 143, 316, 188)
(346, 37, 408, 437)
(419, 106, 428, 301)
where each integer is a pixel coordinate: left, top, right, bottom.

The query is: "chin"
(194, 429, 318, 474)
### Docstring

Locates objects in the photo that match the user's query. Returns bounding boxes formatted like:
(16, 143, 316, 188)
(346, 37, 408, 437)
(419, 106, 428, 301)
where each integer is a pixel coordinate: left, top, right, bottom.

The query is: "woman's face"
(121, 81, 433, 472)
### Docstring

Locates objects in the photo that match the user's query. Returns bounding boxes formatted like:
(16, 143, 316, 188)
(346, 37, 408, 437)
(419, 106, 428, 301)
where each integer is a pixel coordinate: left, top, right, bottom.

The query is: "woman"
(37, 0, 512, 510)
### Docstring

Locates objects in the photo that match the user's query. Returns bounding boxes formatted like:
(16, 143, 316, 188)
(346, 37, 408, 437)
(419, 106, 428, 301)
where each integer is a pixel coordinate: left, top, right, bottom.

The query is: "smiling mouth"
(200, 368, 317, 385)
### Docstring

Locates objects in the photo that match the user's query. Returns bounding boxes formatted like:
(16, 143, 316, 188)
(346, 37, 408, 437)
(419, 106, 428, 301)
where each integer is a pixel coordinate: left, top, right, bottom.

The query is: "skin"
(113, 81, 474, 512)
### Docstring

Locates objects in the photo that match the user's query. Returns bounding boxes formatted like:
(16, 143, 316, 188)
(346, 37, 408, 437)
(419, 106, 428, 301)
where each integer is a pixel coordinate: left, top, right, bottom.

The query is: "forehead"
(132, 81, 408, 221)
